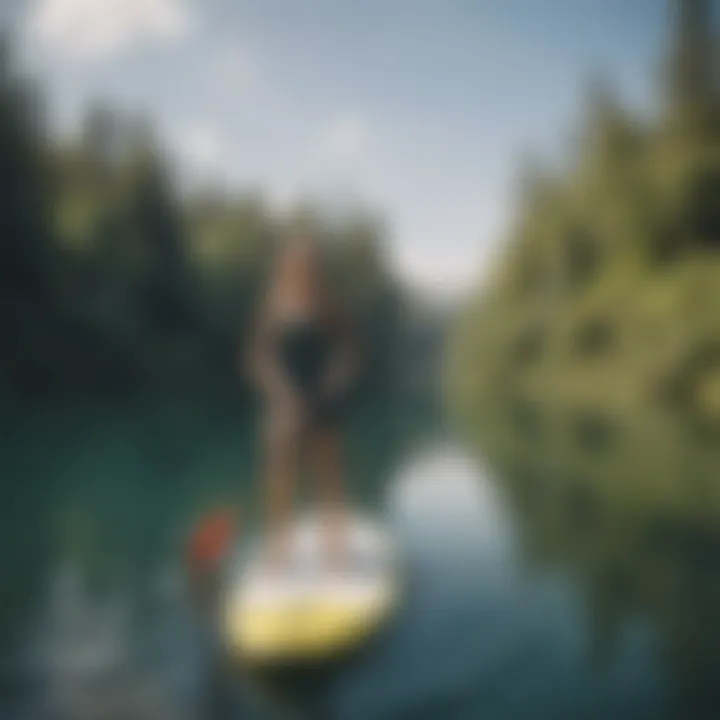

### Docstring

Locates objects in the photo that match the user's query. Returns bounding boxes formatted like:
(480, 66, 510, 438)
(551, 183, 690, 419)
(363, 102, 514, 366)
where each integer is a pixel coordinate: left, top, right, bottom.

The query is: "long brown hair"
(265, 233, 332, 319)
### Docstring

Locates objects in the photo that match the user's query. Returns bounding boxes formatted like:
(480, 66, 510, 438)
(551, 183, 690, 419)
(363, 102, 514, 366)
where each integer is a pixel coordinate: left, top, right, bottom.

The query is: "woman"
(247, 233, 360, 569)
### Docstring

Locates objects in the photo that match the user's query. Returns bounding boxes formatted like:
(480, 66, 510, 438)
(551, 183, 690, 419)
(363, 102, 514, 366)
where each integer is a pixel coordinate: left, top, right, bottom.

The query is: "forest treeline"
(448, 0, 720, 434)
(0, 41, 403, 400)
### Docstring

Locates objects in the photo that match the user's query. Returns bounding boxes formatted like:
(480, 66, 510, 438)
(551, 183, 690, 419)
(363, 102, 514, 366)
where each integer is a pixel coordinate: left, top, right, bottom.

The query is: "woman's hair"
(262, 229, 334, 314)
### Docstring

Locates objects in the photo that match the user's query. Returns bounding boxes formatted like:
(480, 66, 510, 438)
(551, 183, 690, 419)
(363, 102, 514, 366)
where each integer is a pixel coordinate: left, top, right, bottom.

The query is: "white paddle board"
(222, 513, 400, 665)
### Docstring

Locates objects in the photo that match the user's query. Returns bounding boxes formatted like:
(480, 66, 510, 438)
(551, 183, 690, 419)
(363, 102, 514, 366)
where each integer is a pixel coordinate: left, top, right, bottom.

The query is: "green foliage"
(0, 45, 404, 400)
(448, 0, 720, 435)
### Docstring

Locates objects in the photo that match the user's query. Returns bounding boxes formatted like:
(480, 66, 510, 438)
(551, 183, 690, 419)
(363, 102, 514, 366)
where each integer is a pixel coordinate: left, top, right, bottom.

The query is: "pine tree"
(0, 36, 56, 391)
(666, 0, 718, 134)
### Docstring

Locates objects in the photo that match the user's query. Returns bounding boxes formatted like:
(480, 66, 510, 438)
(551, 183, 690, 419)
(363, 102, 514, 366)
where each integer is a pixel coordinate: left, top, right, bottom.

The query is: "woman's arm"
(244, 310, 295, 401)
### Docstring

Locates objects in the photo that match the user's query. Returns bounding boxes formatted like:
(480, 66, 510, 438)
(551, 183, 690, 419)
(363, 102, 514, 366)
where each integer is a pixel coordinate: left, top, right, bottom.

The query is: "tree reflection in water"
(468, 395, 720, 718)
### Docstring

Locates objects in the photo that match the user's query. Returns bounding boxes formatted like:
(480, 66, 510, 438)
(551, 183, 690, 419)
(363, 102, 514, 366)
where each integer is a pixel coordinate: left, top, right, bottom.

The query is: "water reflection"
(33, 559, 189, 719)
(327, 443, 660, 720)
(388, 444, 514, 568)
(470, 396, 720, 719)
(2, 395, 709, 718)
(0, 397, 436, 718)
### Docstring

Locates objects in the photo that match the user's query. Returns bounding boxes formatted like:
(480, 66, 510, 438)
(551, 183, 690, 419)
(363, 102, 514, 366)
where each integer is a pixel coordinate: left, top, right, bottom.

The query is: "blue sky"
(9, 0, 670, 294)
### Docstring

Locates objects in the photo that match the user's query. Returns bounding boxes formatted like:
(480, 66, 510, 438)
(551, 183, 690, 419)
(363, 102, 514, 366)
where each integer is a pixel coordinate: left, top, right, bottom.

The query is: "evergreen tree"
(0, 37, 55, 392)
(666, 0, 718, 134)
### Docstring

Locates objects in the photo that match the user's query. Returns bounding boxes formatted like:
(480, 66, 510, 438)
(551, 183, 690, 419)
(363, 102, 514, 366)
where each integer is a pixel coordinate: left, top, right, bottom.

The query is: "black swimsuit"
(276, 321, 332, 395)
(274, 319, 346, 425)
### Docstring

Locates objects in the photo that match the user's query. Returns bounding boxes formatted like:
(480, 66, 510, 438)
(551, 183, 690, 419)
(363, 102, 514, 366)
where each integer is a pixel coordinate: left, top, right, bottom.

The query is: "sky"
(5, 0, 672, 296)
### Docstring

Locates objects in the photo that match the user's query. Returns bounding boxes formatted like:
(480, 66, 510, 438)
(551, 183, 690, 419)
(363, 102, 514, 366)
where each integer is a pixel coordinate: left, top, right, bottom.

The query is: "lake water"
(1, 396, 718, 719)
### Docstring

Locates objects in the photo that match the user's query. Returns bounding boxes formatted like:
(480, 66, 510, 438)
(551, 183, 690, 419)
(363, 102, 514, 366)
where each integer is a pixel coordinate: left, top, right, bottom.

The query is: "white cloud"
(321, 114, 369, 163)
(28, 0, 194, 61)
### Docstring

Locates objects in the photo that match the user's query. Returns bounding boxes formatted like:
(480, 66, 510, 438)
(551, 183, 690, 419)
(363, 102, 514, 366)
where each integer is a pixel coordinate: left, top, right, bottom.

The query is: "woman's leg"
(309, 424, 347, 568)
(264, 402, 301, 568)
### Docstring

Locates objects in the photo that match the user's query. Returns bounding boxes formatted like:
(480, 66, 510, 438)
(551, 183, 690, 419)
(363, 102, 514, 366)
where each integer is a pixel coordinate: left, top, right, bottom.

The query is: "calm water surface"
(1, 397, 718, 718)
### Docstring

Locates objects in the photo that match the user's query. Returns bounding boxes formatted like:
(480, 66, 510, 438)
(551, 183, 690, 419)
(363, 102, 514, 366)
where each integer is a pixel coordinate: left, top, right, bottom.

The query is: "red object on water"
(186, 508, 237, 575)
